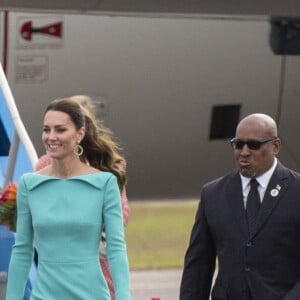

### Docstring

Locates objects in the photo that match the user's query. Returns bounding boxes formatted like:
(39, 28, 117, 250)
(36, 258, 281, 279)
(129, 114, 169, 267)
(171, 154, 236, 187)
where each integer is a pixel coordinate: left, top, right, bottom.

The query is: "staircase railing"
(0, 63, 38, 186)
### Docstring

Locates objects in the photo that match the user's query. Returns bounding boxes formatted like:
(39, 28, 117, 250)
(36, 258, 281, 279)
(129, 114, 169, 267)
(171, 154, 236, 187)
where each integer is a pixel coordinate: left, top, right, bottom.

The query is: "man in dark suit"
(180, 113, 300, 300)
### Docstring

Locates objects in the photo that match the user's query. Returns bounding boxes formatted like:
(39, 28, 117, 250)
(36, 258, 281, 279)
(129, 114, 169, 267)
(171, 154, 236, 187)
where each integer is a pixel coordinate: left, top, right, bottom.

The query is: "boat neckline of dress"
(34, 171, 104, 180)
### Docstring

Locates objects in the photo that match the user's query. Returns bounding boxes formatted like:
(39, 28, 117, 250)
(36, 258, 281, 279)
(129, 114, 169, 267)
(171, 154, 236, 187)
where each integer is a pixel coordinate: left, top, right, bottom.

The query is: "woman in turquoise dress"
(6, 97, 131, 300)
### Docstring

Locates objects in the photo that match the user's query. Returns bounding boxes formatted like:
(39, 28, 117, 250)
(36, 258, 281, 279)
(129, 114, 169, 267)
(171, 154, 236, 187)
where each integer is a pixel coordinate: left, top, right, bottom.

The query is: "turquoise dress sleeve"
(6, 175, 34, 300)
(104, 175, 131, 300)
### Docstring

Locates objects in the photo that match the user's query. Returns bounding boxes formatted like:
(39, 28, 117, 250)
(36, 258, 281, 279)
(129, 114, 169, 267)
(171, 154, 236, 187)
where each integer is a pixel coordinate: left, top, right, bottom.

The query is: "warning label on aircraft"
(16, 16, 63, 50)
(15, 55, 48, 83)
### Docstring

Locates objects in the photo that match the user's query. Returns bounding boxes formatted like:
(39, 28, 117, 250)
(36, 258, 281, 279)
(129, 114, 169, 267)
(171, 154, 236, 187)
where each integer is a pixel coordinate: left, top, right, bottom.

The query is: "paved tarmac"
(131, 268, 218, 300)
(130, 269, 182, 300)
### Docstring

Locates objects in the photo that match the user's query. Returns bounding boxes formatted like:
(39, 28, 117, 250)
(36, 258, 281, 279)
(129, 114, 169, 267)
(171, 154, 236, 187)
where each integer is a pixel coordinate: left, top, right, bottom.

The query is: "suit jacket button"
(245, 267, 251, 272)
(246, 242, 253, 247)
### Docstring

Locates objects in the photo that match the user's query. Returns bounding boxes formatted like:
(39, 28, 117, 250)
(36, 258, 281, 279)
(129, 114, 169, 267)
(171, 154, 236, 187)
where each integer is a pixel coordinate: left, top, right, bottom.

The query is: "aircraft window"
(209, 104, 240, 140)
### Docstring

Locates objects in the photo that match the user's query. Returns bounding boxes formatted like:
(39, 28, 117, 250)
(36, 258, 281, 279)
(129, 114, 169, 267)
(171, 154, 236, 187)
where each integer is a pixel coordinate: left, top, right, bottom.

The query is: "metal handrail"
(0, 63, 38, 184)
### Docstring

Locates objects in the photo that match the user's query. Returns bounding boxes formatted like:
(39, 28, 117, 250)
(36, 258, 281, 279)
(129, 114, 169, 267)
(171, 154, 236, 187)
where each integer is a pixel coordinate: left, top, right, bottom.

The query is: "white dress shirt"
(240, 158, 278, 208)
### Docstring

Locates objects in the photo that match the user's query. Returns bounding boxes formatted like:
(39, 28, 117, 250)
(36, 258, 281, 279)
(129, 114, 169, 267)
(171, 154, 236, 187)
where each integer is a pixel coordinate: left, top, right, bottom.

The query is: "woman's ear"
(77, 126, 86, 141)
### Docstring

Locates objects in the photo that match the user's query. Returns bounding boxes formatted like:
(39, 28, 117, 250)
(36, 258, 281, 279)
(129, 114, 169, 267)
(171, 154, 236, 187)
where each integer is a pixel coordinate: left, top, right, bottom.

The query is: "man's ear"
(273, 138, 281, 155)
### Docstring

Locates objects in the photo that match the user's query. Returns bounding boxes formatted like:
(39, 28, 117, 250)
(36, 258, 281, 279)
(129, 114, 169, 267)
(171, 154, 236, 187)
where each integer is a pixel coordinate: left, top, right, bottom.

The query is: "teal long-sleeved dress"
(6, 172, 131, 300)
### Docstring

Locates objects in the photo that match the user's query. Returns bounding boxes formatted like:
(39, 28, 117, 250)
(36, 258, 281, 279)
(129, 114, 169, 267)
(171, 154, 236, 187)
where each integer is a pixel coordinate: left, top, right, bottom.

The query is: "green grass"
(125, 200, 198, 270)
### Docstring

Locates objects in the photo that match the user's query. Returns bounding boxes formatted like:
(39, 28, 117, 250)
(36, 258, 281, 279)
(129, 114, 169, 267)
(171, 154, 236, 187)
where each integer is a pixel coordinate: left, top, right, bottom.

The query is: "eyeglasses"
(230, 137, 277, 150)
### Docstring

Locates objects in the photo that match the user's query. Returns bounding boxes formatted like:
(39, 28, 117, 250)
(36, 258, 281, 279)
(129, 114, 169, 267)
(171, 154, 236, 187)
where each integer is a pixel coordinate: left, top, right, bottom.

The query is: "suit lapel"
(250, 162, 289, 239)
(226, 171, 249, 237)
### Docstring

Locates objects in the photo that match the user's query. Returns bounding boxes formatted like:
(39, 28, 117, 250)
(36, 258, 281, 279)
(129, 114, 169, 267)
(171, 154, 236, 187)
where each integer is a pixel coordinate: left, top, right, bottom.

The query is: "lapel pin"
(276, 184, 281, 191)
(270, 189, 279, 197)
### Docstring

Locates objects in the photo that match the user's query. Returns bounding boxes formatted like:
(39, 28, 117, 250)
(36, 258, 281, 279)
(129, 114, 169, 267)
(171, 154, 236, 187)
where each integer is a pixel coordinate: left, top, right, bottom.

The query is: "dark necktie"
(246, 178, 261, 234)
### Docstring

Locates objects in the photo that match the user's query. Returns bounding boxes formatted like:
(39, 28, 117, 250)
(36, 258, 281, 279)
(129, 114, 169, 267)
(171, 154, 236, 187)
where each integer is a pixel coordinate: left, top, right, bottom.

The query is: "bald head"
(236, 113, 278, 138)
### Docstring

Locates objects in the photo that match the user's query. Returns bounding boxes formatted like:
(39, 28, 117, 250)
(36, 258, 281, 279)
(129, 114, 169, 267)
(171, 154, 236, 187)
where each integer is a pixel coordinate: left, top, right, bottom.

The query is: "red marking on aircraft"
(20, 21, 62, 41)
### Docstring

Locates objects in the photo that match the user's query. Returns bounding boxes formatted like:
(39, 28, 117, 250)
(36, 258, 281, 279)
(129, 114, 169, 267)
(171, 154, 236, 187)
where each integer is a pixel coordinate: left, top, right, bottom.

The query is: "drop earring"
(73, 140, 84, 156)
